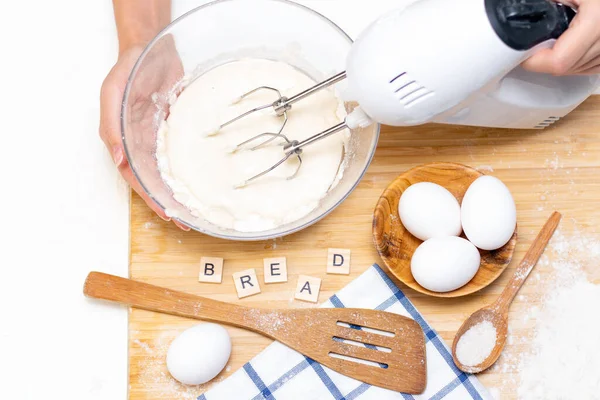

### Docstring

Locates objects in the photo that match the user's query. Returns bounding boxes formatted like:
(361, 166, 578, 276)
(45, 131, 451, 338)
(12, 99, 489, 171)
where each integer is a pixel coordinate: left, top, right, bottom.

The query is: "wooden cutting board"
(128, 97, 600, 400)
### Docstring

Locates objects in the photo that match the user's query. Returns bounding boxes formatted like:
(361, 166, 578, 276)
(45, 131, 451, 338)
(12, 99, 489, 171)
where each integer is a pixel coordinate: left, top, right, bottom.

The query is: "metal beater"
(213, 72, 360, 188)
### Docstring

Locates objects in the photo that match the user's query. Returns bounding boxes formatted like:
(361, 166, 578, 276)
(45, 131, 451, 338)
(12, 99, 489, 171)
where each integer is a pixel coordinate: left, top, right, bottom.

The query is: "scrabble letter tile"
(294, 275, 322, 303)
(327, 248, 351, 275)
(233, 269, 261, 298)
(198, 257, 224, 283)
(263, 257, 288, 284)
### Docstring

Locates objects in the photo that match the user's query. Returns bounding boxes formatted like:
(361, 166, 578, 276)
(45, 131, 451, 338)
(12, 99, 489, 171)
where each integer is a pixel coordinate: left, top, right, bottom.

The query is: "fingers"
(99, 73, 126, 163)
(100, 47, 191, 232)
(575, 53, 600, 73)
(117, 158, 171, 222)
(100, 50, 172, 224)
(574, 41, 600, 71)
(119, 161, 192, 232)
(555, 0, 579, 7)
(522, 48, 556, 73)
(120, 158, 192, 230)
(102, 84, 191, 229)
(523, 1, 600, 75)
(173, 220, 191, 231)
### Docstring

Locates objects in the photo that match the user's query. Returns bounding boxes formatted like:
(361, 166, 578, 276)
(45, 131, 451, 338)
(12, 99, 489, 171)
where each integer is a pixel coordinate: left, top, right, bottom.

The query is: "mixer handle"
(485, 0, 576, 51)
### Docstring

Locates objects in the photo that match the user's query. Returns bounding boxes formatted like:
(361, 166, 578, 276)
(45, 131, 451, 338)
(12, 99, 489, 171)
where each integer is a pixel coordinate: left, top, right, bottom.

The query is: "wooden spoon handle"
(493, 212, 561, 313)
(84, 272, 257, 330)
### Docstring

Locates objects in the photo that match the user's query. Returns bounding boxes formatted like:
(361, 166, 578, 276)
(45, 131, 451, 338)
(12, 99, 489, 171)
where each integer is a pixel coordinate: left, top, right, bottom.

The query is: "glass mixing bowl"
(122, 0, 380, 240)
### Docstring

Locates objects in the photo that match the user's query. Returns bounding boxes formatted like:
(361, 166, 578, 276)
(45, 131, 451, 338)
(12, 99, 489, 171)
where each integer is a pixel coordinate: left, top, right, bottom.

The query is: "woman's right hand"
(523, 0, 600, 75)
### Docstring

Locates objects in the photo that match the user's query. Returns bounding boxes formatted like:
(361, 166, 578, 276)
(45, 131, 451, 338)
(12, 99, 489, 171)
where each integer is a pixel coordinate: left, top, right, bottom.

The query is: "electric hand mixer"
(215, 0, 600, 187)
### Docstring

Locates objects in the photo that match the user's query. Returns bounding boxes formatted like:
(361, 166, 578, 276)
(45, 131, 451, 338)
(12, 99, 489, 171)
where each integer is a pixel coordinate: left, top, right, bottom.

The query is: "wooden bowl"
(372, 162, 517, 298)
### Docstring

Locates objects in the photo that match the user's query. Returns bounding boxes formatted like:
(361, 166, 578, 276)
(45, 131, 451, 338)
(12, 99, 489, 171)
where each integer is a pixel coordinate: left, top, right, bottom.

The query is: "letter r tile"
(233, 269, 261, 298)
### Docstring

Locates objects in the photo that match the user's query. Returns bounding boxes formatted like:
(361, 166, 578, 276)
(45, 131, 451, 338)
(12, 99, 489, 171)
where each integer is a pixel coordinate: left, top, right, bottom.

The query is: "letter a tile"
(294, 275, 321, 303)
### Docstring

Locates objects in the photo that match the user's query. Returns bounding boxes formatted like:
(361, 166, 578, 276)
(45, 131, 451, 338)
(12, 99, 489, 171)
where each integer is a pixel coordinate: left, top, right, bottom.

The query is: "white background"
(2, 1, 594, 398)
(0, 1, 406, 399)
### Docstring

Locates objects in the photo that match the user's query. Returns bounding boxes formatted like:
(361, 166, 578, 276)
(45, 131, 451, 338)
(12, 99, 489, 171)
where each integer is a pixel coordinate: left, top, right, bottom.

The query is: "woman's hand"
(100, 39, 190, 230)
(523, 0, 600, 75)
(101, 0, 190, 230)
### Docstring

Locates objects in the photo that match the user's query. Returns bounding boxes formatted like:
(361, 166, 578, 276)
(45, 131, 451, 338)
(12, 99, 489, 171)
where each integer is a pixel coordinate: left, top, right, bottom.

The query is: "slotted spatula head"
(265, 308, 427, 393)
(84, 272, 427, 394)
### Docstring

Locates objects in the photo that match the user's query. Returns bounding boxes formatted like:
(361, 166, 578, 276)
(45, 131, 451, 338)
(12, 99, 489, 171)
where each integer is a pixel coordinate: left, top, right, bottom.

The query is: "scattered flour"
(489, 228, 600, 399)
(545, 153, 561, 170)
(132, 330, 228, 399)
(132, 339, 152, 354)
(516, 229, 600, 399)
(518, 281, 600, 399)
(476, 165, 495, 173)
(488, 387, 501, 400)
(456, 320, 497, 367)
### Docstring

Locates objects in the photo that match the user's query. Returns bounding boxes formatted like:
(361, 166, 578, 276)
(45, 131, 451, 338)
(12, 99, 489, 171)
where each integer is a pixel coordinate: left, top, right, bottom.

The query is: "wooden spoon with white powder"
(451, 212, 562, 373)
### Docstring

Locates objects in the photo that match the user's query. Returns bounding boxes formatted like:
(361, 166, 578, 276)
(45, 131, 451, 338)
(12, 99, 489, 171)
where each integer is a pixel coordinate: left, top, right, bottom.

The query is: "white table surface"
(0, 1, 405, 399)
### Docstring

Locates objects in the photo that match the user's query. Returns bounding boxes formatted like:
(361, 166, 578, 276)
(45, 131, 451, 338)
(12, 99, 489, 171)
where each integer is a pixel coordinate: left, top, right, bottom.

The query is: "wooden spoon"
(452, 211, 562, 373)
(84, 272, 427, 394)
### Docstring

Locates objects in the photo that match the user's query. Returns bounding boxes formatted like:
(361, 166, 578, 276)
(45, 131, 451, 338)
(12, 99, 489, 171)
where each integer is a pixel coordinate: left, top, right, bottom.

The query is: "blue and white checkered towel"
(200, 264, 492, 400)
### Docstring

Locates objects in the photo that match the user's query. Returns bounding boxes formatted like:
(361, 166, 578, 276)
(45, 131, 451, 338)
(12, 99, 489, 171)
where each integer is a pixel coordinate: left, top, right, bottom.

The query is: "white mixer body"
(346, 0, 600, 129)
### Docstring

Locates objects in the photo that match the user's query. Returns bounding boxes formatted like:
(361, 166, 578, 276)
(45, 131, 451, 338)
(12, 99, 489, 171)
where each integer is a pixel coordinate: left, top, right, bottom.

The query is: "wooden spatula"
(84, 272, 427, 393)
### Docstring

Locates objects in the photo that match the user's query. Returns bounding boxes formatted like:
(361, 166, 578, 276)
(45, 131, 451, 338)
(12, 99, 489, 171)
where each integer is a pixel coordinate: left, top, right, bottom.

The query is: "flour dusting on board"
(517, 230, 600, 399)
(491, 228, 600, 399)
(518, 280, 600, 398)
(132, 330, 226, 399)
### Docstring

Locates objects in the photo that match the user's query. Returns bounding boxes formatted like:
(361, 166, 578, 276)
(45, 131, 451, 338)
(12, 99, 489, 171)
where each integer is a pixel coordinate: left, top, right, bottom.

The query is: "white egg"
(461, 176, 517, 251)
(411, 236, 481, 292)
(167, 323, 231, 386)
(399, 182, 462, 241)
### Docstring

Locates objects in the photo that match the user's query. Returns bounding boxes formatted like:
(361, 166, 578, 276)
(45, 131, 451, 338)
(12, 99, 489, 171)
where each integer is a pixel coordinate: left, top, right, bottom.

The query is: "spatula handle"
(84, 272, 257, 330)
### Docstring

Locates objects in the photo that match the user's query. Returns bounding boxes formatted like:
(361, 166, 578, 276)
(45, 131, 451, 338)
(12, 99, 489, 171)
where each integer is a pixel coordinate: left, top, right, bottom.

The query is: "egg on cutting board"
(461, 176, 517, 251)
(411, 237, 481, 292)
(167, 323, 232, 386)
(399, 182, 462, 241)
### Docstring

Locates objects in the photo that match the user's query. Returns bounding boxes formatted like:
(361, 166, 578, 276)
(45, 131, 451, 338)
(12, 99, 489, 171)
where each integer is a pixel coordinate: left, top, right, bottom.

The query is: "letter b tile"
(198, 257, 224, 283)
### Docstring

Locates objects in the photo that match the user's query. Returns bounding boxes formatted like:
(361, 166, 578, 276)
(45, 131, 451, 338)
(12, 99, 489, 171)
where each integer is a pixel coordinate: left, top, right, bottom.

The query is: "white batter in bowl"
(122, 0, 380, 240)
(158, 59, 348, 232)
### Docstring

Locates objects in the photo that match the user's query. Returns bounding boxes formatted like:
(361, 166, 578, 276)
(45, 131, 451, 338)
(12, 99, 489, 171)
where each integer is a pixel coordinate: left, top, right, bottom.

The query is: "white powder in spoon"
(456, 320, 497, 367)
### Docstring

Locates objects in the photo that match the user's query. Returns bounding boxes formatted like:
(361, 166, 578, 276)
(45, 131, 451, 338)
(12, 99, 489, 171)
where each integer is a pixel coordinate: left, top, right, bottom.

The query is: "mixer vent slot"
(390, 72, 434, 107)
(534, 116, 560, 129)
